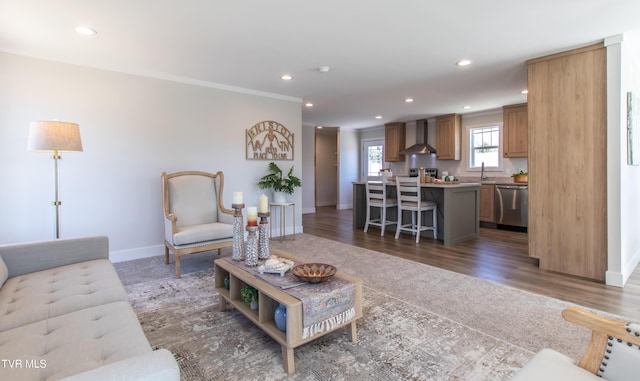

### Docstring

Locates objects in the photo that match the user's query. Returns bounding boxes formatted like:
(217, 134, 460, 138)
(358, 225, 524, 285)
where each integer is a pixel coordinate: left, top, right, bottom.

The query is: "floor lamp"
(27, 121, 83, 239)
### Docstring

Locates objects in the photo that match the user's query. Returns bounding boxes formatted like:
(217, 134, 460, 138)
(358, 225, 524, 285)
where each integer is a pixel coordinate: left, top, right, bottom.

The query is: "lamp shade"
(27, 121, 83, 152)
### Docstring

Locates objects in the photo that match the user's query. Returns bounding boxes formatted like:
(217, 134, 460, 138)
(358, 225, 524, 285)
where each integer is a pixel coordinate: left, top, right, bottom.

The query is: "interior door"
(362, 139, 384, 180)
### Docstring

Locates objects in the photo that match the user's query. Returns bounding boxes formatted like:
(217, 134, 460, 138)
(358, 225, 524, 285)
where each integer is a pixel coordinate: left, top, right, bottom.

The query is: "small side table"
(270, 202, 295, 241)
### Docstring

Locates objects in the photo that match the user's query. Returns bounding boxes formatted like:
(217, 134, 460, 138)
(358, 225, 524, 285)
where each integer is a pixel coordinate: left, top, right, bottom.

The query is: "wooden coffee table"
(214, 248, 363, 374)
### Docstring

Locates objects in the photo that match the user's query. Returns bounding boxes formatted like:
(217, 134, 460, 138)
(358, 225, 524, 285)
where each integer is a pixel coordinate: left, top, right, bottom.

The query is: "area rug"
(114, 234, 624, 380)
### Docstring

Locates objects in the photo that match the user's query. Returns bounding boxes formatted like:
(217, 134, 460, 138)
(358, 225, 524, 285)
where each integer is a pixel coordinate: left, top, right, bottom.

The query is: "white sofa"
(0, 236, 180, 381)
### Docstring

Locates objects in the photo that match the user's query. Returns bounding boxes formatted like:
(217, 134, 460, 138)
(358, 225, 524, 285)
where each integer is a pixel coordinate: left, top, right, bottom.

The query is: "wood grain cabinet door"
(503, 103, 528, 158)
(436, 114, 461, 160)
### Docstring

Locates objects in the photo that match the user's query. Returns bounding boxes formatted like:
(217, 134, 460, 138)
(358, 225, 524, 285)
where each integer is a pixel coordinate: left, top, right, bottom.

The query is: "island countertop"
(353, 181, 480, 246)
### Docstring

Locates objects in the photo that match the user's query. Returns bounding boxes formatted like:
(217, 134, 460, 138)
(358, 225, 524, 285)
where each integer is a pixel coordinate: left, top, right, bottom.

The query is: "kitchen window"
(362, 139, 384, 179)
(469, 125, 500, 168)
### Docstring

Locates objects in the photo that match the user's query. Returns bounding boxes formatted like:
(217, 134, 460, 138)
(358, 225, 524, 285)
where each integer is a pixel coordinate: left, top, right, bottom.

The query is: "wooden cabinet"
(384, 122, 406, 162)
(479, 184, 495, 223)
(436, 114, 461, 160)
(527, 43, 606, 281)
(503, 103, 528, 158)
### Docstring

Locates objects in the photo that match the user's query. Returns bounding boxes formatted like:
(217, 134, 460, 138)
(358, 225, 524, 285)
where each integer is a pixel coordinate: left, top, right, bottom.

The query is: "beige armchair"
(510, 307, 640, 381)
(162, 170, 234, 278)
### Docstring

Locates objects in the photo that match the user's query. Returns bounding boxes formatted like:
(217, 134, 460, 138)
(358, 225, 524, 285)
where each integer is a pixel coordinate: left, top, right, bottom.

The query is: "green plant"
(241, 284, 258, 305)
(257, 162, 302, 195)
(511, 169, 528, 177)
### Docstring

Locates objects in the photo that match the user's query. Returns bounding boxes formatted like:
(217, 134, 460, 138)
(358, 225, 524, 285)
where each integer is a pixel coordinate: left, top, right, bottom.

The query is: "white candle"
(233, 192, 243, 204)
(247, 206, 258, 226)
(259, 194, 268, 213)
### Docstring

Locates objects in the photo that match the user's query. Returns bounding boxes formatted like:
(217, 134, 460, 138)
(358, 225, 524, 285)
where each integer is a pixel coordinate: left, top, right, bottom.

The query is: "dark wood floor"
(302, 206, 640, 320)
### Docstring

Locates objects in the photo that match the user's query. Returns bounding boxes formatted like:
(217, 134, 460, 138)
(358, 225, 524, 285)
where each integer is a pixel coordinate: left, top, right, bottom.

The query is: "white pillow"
(0, 254, 8, 287)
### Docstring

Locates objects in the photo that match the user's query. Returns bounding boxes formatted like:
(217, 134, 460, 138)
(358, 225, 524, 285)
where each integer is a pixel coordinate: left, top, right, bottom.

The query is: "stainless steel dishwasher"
(495, 184, 528, 228)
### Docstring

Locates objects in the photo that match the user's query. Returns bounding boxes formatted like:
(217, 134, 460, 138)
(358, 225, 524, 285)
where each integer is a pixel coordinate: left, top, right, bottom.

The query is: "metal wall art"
(246, 120, 294, 160)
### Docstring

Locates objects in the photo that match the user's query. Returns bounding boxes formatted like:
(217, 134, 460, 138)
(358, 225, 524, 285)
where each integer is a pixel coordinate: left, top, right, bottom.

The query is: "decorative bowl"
(291, 263, 337, 283)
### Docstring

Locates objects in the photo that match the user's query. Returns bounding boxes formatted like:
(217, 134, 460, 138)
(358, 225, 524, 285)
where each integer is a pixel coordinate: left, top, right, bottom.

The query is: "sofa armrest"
(60, 349, 180, 381)
(0, 236, 109, 278)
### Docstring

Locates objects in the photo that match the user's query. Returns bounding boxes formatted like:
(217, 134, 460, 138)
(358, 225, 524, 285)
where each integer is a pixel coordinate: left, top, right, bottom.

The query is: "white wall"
(0, 52, 302, 260)
(301, 125, 316, 214)
(338, 129, 359, 210)
(605, 32, 640, 286)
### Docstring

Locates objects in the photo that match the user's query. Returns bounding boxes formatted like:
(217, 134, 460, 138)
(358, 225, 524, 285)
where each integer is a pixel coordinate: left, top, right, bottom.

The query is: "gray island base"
(353, 182, 480, 246)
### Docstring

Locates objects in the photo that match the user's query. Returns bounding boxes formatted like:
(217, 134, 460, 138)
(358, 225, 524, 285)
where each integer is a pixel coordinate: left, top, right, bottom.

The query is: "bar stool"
(364, 176, 397, 236)
(395, 176, 437, 243)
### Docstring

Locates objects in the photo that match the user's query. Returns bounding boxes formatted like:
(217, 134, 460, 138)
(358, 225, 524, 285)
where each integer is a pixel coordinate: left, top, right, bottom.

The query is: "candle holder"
(258, 212, 270, 260)
(245, 225, 259, 267)
(231, 203, 245, 261)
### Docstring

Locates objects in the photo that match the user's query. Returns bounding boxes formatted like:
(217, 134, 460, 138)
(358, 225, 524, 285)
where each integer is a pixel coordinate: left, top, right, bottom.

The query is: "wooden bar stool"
(395, 176, 437, 243)
(364, 176, 397, 236)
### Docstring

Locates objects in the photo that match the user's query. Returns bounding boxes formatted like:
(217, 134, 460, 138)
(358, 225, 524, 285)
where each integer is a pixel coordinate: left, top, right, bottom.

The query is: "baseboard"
(337, 203, 352, 210)
(315, 201, 336, 207)
(608, 249, 640, 287)
(302, 207, 316, 214)
(110, 244, 164, 263)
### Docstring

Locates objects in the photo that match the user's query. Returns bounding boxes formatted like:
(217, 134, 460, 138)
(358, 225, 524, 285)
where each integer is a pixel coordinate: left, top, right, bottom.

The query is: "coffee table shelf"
(214, 249, 362, 374)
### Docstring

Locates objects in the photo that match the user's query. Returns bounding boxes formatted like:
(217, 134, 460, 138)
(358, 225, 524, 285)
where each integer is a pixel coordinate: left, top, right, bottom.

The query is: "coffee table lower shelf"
(214, 251, 363, 374)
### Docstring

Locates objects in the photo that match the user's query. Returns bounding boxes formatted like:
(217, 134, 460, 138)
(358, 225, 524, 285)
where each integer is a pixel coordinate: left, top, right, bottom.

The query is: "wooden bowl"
(291, 263, 337, 283)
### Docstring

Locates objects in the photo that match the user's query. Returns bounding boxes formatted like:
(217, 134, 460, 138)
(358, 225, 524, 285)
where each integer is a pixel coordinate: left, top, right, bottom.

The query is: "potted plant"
(257, 162, 302, 203)
(241, 284, 258, 309)
(511, 170, 528, 183)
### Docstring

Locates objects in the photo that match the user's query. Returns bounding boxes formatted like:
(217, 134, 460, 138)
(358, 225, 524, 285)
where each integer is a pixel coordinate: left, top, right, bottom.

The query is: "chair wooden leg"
(416, 210, 422, 243)
(364, 205, 370, 233)
(433, 207, 438, 239)
(381, 207, 386, 236)
(217, 248, 221, 255)
(395, 209, 402, 239)
(175, 254, 181, 279)
(164, 245, 170, 265)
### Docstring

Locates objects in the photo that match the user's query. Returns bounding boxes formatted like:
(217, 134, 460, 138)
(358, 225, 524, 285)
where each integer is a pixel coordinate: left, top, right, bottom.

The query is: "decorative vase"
(273, 191, 286, 203)
(274, 303, 287, 332)
(224, 275, 230, 290)
(250, 299, 259, 310)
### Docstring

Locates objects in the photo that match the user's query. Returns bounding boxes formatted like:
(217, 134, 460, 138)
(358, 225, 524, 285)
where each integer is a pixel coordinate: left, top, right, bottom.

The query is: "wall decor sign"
(628, 92, 639, 166)
(246, 121, 294, 160)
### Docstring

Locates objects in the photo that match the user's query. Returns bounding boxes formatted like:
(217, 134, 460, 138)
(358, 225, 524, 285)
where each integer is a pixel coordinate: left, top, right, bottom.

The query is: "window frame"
(466, 123, 504, 173)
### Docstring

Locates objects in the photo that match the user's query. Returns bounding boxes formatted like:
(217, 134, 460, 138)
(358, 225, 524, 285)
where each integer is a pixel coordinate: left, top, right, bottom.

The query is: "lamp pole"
(52, 149, 62, 239)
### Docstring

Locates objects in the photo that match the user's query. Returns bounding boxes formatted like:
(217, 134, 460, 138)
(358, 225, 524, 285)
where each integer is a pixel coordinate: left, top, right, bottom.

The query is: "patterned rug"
(115, 234, 618, 381)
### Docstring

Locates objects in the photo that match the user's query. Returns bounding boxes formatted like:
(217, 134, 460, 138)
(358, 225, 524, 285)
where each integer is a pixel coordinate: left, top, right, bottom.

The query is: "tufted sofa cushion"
(0, 259, 128, 332)
(0, 301, 153, 381)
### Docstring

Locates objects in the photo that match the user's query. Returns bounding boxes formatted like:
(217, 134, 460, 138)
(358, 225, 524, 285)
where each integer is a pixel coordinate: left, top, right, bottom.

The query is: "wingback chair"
(162, 170, 234, 278)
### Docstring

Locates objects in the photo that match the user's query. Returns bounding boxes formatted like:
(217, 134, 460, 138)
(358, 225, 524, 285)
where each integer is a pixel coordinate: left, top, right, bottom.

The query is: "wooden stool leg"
(164, 245, 170, 264)
(282, 345, 295, 375)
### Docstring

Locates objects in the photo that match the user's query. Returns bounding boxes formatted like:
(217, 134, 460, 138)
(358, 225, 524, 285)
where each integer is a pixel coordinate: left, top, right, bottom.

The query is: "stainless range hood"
(399, 119, 436, 155)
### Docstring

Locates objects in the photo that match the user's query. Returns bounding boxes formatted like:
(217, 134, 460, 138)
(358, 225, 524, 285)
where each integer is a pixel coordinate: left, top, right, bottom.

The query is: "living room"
(2, 2, 640, 380)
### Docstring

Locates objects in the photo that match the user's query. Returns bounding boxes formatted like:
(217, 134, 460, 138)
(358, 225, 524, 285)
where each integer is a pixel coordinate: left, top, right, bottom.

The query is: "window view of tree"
(469, 126, 499, 168)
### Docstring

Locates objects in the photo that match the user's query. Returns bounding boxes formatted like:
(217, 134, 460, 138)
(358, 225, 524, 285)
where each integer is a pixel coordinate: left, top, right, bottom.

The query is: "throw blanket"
(222, 257, 356, 339)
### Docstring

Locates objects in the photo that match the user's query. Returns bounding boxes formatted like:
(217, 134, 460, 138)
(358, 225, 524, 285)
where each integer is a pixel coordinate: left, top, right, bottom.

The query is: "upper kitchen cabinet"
(503, 103, 528, 158)
(385, 122, 406, 162)
(527, 42, 606, 281)
(436, 114, 461, 160)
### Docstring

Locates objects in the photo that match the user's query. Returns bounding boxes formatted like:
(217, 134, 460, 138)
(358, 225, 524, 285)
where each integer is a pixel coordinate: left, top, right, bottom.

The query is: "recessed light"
(375, 115, 382, 119)
(74, 25, 97, 35)
(521, 89, 529, 94)
(316, 126, 323, 129)
(318, 66, 330, 73)
(456, 59, 472, 66)
(463, 105, 472, 109)
(281, 74, 292, 80)
(405, 98, 414, 103)
(305, 102, 313, 107)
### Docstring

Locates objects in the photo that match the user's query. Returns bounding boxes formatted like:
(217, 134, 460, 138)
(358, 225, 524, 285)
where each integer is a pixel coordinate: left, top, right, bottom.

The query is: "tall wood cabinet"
(384, 122, 406, 162)
(503, 103, 528, 158)
(527, 42, 607, 281)
(436, 114, 461, 160)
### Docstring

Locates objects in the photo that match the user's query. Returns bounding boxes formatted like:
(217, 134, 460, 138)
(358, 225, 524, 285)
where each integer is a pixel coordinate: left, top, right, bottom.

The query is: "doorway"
(315, 127, 338, 208)
(361, 138, 385, 180)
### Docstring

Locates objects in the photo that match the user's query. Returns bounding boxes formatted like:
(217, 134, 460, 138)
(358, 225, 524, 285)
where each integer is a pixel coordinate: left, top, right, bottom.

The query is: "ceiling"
(1, 1, 639, 130)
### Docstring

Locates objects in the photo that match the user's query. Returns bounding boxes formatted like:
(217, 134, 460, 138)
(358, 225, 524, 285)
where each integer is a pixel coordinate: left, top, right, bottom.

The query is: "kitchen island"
(353, 181, 480, 246)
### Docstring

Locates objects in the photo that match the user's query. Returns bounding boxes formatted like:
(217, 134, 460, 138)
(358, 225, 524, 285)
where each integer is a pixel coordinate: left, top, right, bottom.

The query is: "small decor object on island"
(257, 162, 301, 203)
(241, 284, 259, 310)
(291, 263, 337, 283)
(511, 169, 528, 183)
(274, 303, 287, 332)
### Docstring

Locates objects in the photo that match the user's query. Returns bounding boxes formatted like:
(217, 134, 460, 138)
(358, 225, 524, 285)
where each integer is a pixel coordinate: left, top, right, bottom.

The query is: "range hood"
(399, 119, 436, 155)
